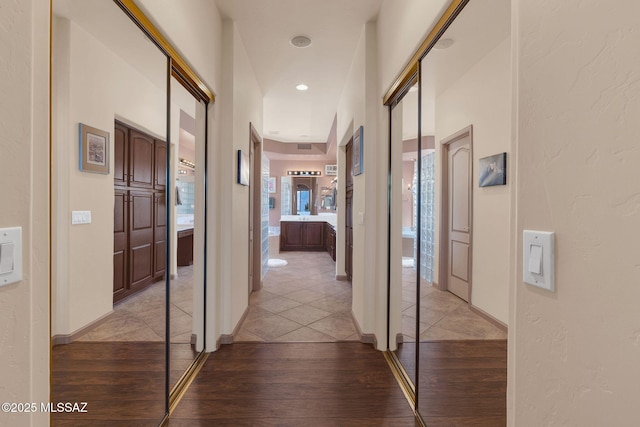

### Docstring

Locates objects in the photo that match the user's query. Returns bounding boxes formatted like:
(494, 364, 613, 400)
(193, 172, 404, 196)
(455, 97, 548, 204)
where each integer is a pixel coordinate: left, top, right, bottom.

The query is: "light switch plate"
(523, 230, 554, 292)
(0, 227, 22, 287)
(72, 210, 92, 225)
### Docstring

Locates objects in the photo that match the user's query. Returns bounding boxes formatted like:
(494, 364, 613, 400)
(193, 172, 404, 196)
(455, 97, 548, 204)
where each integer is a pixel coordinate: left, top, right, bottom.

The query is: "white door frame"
(438, 125, 473, 301)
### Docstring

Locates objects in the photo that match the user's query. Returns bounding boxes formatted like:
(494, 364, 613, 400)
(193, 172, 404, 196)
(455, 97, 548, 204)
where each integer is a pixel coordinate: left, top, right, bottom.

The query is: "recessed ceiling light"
(290, 35, 312, 48)
(296, 84, 308, 91)
(434, 38, 454, 50)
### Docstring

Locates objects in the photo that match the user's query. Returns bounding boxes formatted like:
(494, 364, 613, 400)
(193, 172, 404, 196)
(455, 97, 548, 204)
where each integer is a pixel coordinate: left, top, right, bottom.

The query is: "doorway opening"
(234, 126, 356, 342)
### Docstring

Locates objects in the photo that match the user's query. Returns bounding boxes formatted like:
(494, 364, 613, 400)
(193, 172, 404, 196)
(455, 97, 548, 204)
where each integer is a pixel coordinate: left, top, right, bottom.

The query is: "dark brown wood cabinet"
(280, 221, 336, 260)
(280, 221, 326, 251)
(303, 222, 325, 250)
(325, 223, 336, 261)
(280, 221, 304, 250)
(177, 229, 194, 267)
(113, 188, 128, 300)
(153, 192, 166, 279)
(113, 121, 166, 303)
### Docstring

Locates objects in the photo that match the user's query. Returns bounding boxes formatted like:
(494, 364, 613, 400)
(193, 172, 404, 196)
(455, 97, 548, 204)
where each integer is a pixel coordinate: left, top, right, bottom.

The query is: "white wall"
(335, 22, 386, 346)
(434, 37, 512, 324)
(337, 25, 366, 332)
(217, 21, 264, 335)
(377, 0, 450, 94)
(510, 0, 640, 425)
(0, 1, 50, 426)
(136, 0, 223, 93)
(52, 17, 167, 336)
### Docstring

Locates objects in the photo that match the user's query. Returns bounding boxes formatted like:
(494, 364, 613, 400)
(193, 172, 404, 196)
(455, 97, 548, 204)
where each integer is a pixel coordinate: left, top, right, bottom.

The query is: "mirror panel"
(169, 76, 206, 392)
(416, 0, 510, 422)
(389, 80, 420, 389)
(51, 0, 173, 423)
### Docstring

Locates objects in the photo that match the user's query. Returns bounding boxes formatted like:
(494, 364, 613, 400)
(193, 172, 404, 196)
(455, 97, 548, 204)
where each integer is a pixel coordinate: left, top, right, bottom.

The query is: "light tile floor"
(400, 259, 507, 341)
(235, 249, 359, 342)
(77, 266, 194, 343)
(77, 252, 505, 344)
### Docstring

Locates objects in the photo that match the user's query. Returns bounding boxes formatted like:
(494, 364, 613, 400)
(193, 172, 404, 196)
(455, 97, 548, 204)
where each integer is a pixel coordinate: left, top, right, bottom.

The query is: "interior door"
(345, 141, 353, 281)
(446, 135, 472, 301)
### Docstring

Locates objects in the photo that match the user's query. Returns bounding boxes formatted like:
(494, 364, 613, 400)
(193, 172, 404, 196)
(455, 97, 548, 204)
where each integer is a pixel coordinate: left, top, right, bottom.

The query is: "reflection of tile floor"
(76, 266, 194, 343)
(235, 249, 358, 343)
(401, 260, 507, 341)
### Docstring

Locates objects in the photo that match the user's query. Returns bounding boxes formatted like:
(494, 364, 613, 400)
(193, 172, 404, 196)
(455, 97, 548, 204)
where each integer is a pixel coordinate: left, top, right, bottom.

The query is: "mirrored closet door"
(51, 0, 209, 424)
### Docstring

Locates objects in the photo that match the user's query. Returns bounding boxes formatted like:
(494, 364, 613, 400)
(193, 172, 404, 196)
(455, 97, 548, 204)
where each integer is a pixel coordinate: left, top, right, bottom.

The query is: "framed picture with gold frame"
(79, 123, 110, 174)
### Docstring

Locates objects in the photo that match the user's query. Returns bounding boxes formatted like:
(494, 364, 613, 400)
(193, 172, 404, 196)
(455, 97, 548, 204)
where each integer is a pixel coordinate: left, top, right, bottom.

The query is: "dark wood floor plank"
(169, 342, 417, 425)
(51, 342, 166, 426)
(417, 340, 507, 425)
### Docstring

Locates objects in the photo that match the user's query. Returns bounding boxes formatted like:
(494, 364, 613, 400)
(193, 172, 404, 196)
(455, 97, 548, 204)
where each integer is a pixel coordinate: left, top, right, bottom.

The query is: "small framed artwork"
(479, 152, 507, 187)
(268, 177, 276, 193)
(352, 125, 364, 176)
(79, 123, 109, 174)
(237, 149, 250, 186)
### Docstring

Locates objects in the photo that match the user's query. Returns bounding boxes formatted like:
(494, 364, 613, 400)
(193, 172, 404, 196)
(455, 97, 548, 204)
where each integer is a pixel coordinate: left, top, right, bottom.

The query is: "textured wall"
(511, 0, 640, 425)
(0, 0, 50, 426)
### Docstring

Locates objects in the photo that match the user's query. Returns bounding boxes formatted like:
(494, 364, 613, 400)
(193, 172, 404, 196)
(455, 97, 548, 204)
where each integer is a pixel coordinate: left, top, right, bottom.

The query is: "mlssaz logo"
(42, 402, 88, 413)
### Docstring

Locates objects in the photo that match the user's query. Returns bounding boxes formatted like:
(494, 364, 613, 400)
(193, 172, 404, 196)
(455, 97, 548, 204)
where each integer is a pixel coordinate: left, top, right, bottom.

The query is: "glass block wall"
(261, 157, 270, 279)
(421, 152, 435, 283)
(176, 179, 195, 215)
(412, 153, 435, 283)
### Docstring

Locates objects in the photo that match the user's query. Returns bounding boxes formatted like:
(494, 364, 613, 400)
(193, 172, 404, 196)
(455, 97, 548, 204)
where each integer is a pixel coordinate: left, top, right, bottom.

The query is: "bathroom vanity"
(279, 215, 336, 260)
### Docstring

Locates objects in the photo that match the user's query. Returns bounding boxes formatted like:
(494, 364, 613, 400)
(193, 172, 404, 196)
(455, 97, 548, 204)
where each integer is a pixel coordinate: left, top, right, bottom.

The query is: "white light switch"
(358, 212, 364, 225)
(72, 210, 92, 225)
(0, 243, 14, 274)
(0, 227, 22, 287)
(523, 230, 554, 292)
(528, 244, 542, 274)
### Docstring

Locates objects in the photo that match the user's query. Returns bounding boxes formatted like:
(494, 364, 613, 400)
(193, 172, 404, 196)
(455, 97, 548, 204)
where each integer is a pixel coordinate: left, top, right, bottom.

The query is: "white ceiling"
(215, 0, 382, 143)
(397, 0, 510, 139)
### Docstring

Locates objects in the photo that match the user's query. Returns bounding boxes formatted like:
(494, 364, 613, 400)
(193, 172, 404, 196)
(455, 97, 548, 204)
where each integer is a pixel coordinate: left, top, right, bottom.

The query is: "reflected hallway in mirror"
(50, 0, 170, 424)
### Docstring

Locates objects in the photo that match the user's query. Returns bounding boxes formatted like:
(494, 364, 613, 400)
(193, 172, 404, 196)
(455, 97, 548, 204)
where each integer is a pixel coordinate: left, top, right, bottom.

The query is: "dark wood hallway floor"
(52, 341, 507, 426)
(166, 342, 417, 426)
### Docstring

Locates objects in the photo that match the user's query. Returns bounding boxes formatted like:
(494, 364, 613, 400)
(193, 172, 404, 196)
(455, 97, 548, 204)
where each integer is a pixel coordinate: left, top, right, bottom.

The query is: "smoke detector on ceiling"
(434, 38, 454, 50)
(290, 35, 312, 48)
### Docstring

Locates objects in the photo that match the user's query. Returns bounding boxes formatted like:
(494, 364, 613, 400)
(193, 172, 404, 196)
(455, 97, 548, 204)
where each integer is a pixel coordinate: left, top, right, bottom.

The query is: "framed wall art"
(237, 149, 250, 186)
(352, 125, 364, 176)
(79, 123, 110, 174)
(479, 152, 507, 187)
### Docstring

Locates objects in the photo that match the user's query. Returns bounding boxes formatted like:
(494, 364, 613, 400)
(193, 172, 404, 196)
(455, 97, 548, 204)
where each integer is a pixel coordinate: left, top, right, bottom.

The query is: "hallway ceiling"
(215, 0, 382, 143)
